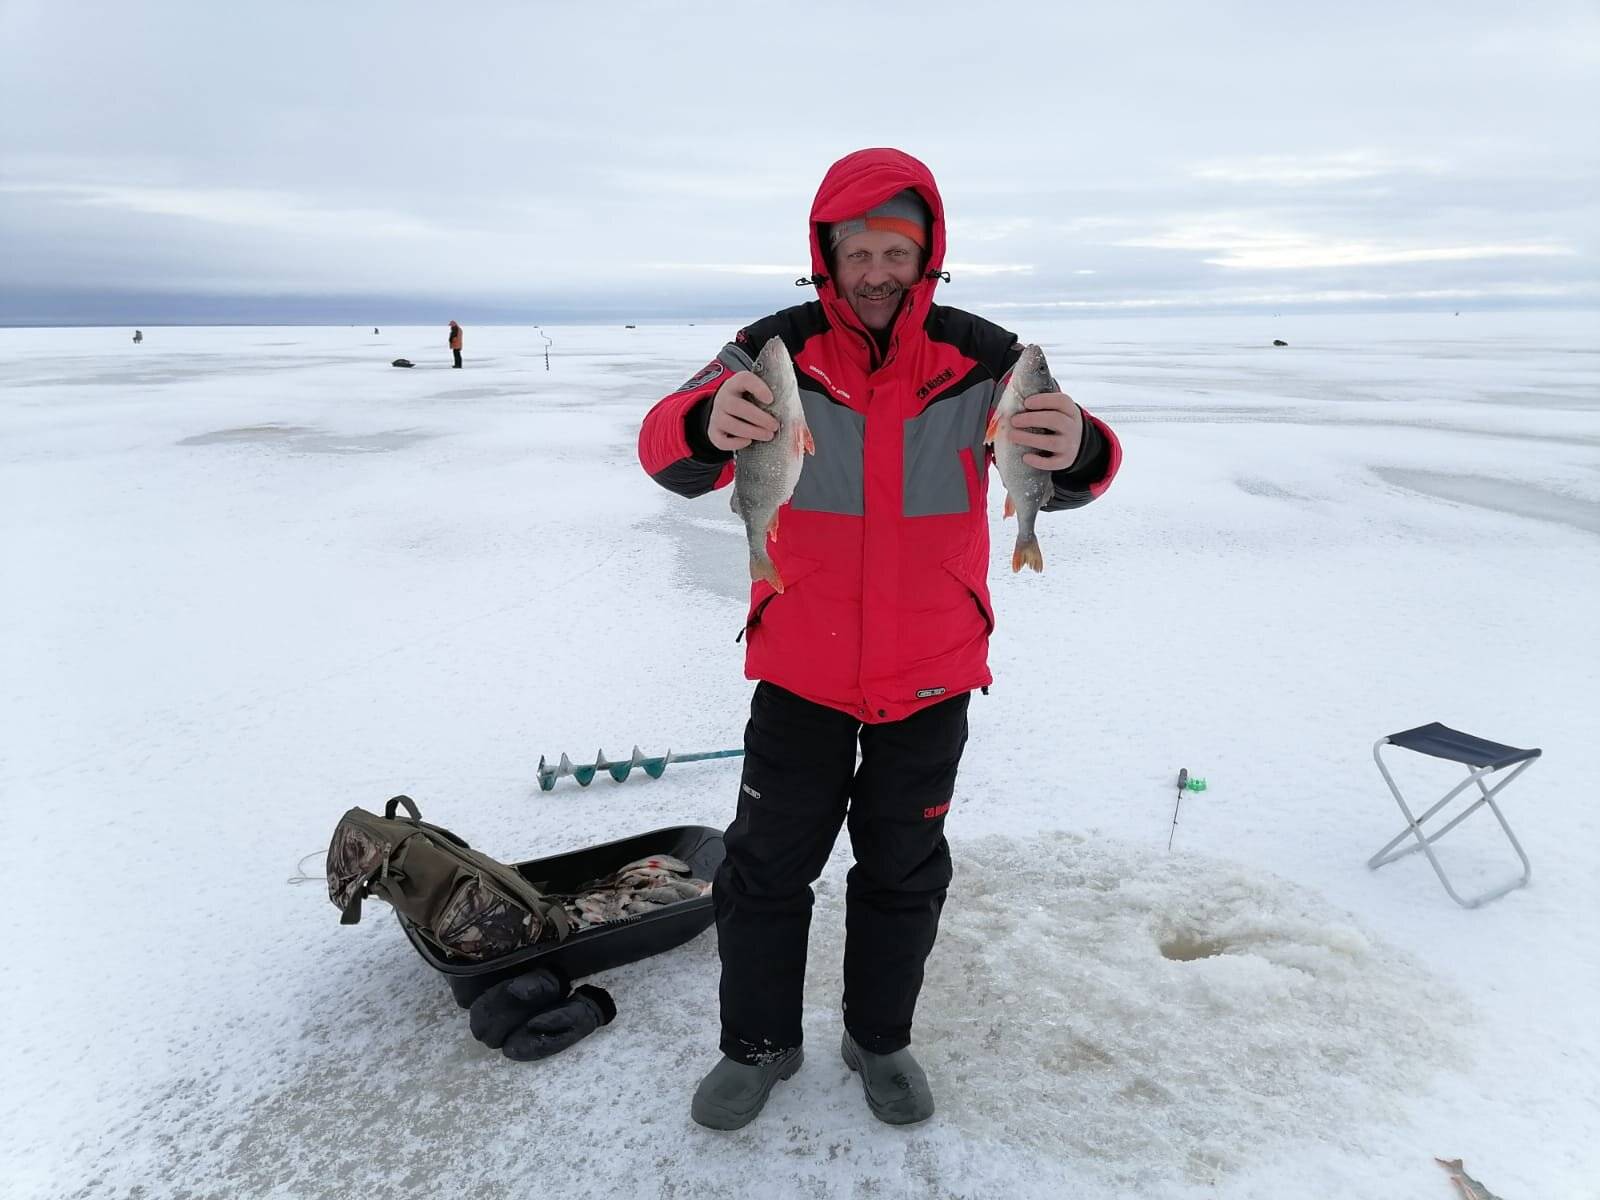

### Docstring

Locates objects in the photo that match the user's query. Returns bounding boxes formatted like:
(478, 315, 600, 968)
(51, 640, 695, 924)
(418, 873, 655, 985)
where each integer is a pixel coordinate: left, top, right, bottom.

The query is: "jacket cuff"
(684, 396, 734, 464)
(1042, 411, 1118, 512)
(1052, 407, 1105, 486)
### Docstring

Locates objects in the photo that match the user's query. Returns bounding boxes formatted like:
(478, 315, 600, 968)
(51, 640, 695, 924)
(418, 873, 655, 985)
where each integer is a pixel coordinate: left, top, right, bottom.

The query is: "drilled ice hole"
(1159, 930, 1230, 961)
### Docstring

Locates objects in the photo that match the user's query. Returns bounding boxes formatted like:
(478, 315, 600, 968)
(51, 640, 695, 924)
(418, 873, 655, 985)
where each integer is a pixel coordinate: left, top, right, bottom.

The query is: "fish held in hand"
(985, 343, 1057, 573)
(732, 337, 813, 591)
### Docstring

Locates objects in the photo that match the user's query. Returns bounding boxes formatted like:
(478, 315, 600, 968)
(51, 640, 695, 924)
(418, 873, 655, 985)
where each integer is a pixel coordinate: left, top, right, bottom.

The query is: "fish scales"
(985, 343, 1058, 572)
(732, 337, 813, 591)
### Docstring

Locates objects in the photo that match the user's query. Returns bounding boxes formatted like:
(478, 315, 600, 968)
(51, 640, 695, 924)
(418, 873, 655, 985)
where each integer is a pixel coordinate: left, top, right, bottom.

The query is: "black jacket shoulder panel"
(924, 305, 1021, 379)
(736, 301, 831, 359)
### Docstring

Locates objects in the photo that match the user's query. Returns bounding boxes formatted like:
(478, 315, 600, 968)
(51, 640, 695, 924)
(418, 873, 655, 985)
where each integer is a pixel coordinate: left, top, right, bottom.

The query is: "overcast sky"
(2, 0, 1596, 323)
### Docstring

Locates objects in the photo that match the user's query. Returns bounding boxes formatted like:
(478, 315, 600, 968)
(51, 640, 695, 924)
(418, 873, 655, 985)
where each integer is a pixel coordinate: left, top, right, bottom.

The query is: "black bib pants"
(713, 681, 969, 1063)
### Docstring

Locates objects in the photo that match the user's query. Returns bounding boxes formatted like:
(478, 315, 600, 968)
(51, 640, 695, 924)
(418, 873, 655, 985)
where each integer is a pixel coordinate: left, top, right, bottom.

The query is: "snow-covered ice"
(1, 312, 1596, 1198)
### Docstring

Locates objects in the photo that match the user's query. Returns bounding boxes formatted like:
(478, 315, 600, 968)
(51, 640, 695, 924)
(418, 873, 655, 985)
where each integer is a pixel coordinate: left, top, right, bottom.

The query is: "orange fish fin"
(984, 412, 1001, 444)
(800, 426, 815, 455)
(1012, 539, 1044, 573)
(1003, 493, 1015, 518)
(766, 508, 780, 543)
(750, 555, 785, 593)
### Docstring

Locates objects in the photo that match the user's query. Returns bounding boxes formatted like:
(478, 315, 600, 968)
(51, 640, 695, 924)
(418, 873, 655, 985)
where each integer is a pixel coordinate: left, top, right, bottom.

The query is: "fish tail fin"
(750, 553, 785, 593)
(1012, 535, 1043, 573)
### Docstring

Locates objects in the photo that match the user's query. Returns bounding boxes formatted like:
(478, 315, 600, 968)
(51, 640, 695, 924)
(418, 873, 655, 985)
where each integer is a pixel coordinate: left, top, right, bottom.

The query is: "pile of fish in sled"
(557, 854, 712, 928)
(733, 337, 1060, 588)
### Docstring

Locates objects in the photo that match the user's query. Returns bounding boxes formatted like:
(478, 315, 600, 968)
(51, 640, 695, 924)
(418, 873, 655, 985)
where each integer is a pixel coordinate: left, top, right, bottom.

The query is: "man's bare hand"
(1008, 392, 1084, 470)
(708, 371, 780, 452)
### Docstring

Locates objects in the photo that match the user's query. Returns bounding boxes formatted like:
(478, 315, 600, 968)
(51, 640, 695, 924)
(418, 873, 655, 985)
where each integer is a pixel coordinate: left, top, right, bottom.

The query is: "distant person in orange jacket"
(449, 320, 463, 368)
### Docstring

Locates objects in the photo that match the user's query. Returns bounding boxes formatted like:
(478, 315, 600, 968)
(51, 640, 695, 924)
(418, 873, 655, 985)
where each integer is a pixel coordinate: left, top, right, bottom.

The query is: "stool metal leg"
(1368, 738, 1536, 908)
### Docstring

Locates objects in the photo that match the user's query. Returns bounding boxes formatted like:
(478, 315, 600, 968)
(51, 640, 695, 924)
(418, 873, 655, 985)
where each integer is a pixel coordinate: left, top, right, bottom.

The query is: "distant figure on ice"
(374, 327, 380, 335)
(448, 320, 463, 368)
(132, 330, 143, 344)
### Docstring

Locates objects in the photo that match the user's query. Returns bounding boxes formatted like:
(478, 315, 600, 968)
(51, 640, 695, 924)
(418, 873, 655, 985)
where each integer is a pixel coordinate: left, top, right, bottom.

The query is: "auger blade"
(607, 747, 643, 782)
(534, 746, 744, 791)
(572, 750, 601, 786)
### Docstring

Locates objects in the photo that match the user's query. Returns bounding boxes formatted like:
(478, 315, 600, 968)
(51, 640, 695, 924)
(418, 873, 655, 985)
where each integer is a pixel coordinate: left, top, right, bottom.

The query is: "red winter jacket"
(639, 148, 1120, 723)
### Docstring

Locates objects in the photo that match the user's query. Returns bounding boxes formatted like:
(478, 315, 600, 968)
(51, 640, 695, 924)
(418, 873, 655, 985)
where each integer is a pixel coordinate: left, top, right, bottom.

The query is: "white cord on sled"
(287, 850, 326, 885)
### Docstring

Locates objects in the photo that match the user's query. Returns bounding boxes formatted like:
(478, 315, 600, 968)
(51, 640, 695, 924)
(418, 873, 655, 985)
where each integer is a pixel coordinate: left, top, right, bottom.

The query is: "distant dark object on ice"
(391, 358, 415, 368)
(132, 330, 143, 344)
(1272, 339, 1288, 347)
(624, 324, 637, 329)
(374, 327, 380, 334)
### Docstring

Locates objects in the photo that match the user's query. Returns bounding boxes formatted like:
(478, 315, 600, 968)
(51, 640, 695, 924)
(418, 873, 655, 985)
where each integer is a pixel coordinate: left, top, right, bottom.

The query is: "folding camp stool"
(1368, 722, 1540, 908)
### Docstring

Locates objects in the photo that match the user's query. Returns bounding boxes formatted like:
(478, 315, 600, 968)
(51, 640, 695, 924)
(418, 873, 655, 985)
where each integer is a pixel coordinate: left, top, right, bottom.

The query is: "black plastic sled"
(399, 823, 723, 1008)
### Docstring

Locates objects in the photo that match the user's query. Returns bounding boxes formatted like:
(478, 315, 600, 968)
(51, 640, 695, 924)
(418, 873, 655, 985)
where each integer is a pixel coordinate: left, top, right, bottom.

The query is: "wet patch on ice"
(178, 423, 437, 454)
(635, 511, 748, 604)
(1107, 404, 1600, 447)
(433, 386, 529, 401)
(1373, 466, 1600, 535)
(30, 355, 358, 390)
(66, 833, 1470, 1199)
(1234, 475, 1316, 502)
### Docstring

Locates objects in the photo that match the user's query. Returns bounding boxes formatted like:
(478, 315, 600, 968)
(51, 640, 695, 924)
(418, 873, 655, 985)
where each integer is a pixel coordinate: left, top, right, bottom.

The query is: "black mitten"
(500, 985, 617, 1062)
(468, 966, 571, 1049)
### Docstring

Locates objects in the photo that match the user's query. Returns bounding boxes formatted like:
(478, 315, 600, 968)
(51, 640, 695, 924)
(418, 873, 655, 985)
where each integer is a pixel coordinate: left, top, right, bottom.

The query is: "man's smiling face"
(831, 229, 923, 331)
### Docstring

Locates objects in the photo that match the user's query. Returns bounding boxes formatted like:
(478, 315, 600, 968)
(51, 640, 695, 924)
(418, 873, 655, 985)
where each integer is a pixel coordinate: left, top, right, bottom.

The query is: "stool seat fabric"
(1386, 722, 1541, 770)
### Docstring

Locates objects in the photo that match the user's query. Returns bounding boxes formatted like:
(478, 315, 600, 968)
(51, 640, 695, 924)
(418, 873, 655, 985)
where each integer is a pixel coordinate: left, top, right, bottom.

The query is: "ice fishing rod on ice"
(1168, 769, 1187, 850)
(537, 746, 744, 791)
(1167, 767, 1207, 850)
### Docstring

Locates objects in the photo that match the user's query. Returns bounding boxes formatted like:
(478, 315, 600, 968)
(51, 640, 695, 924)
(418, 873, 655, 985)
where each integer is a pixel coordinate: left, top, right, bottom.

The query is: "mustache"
(853, 282, 901, 300)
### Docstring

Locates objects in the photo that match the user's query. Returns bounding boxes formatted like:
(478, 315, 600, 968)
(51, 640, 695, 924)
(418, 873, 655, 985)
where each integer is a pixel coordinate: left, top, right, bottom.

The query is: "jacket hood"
(807, 148, 946, 338)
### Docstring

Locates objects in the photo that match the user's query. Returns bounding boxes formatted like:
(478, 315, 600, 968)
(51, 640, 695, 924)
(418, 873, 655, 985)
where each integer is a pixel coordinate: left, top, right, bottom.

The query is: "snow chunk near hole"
(917, 831, 1471, 1189)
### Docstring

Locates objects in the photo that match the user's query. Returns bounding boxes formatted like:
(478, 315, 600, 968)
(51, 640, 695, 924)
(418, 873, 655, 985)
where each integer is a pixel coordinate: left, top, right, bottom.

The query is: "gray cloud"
(2, 0, 1595, 321)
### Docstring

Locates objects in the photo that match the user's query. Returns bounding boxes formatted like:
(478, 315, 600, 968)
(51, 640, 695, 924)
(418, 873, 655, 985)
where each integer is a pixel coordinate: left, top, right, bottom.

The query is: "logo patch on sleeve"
(674, 361, 726, 393)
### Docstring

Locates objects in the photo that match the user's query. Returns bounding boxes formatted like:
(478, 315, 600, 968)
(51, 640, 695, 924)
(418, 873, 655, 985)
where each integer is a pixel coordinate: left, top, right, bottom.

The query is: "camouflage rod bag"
(327, 795, 571, 961)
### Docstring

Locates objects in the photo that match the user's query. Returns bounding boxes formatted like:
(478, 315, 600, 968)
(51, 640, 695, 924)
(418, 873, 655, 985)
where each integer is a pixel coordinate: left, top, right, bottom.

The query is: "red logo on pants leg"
(923, 801, 950, 820)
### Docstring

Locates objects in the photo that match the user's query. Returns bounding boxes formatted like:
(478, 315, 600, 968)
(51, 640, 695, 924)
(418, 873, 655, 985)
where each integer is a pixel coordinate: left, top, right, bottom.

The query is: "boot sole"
(841, 1034, 934, 1126)
(690, 1048, 804, 1131)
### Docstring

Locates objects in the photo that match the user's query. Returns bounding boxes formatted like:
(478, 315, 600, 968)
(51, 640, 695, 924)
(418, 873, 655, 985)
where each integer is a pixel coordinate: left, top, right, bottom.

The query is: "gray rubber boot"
(690, 1047, 804, 1130)
(841, 1032, 934, 1125)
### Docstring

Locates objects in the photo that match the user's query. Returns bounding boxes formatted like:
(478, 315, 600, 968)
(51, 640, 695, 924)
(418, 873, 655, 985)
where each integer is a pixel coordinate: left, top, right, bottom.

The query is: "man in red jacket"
(638, 148, 1121, 1130)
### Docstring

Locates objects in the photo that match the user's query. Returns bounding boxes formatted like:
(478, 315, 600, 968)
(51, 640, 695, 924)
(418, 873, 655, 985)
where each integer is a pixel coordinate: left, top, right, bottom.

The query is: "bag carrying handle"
(385, 794, 421, 821)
